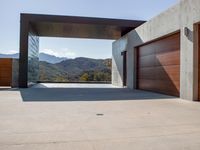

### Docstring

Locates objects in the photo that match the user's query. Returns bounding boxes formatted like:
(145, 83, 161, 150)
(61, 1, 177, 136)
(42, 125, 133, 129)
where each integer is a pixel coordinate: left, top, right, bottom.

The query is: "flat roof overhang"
(19, 13, 145, 88)
(21, 13, 146, 39)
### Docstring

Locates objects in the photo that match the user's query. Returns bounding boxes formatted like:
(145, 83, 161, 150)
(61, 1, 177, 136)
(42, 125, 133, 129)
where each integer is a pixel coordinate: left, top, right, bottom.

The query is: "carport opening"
(20, 14, 145, 88)
(36, 37, 114, 86)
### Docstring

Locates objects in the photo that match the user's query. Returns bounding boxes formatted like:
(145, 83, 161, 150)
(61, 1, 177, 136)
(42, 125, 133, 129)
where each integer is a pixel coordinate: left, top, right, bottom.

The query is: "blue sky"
(0, 0, 179, 58)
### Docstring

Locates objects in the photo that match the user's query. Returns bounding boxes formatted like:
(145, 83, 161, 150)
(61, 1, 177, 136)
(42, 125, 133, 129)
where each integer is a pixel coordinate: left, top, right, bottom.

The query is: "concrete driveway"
(0, 84, 200, 150)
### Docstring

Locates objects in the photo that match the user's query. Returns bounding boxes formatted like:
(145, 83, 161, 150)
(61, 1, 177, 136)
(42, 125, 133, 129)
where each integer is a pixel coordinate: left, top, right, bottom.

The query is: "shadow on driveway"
(19, 87, 175, 102)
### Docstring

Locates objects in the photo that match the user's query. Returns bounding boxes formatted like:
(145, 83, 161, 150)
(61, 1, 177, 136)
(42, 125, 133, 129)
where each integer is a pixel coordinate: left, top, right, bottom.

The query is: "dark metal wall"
(19, 16, 40, 88)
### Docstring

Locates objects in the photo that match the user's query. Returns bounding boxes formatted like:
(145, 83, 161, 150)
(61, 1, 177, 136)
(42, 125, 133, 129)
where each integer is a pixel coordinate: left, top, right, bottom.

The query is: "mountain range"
(0, 53, 67, 64)
(0, 53, 19, 59)
(39, 57, 112, 82)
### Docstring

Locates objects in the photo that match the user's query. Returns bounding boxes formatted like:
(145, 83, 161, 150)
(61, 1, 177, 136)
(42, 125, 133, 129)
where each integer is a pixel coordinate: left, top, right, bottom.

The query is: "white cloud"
(40, 48, 76, 58)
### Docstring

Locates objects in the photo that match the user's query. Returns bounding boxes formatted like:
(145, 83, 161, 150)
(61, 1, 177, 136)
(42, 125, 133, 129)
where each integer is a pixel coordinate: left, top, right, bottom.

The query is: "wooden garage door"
(137, 32, 180, 97)
(0, 59, 12, 86)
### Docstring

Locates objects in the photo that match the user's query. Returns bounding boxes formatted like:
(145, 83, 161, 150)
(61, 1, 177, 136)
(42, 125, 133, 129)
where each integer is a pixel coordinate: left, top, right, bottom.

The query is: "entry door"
(137, 32, 180, 97)
(121, 51, 127, 86)
(0, 59, 12, 86)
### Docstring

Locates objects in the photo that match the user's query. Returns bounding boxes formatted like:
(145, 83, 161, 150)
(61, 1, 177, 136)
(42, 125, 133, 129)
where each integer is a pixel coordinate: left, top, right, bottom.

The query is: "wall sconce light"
(184, 27, 189, 37)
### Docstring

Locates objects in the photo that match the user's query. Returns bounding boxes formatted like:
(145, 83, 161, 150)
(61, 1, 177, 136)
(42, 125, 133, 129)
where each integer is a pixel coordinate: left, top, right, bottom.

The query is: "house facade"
(112, 0, 200, 101)
(1, 0, 199, 101)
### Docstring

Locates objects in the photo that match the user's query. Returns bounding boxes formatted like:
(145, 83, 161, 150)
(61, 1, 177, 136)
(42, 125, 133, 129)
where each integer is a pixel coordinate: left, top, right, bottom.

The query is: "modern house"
(112, 0, 200, 101)
(1, 0, 199, 101)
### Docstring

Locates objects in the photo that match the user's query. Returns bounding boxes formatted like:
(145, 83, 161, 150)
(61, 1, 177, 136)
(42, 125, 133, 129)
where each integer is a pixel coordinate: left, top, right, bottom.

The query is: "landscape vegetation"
(0, 53, 112, 83)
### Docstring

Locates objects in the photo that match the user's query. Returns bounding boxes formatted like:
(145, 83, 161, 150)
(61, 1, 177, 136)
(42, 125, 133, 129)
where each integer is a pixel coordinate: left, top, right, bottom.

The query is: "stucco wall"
(112, 0, 200, 100)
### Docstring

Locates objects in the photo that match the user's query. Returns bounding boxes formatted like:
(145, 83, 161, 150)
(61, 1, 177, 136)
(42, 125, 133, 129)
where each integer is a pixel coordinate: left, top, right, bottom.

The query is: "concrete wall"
(112, 35, 128, 87)
(11, 59, 19, 88)
(112, 0, 200, 100)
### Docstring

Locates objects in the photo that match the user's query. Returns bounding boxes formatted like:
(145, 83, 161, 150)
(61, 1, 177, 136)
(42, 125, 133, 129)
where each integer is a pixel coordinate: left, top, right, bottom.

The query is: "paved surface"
(0, 84, 200, 150)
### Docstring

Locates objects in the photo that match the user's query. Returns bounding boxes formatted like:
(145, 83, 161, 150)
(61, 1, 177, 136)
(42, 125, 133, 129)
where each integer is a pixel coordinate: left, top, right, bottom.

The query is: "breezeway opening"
(37, 37, 114, 86)
(19, 14, 145, 87)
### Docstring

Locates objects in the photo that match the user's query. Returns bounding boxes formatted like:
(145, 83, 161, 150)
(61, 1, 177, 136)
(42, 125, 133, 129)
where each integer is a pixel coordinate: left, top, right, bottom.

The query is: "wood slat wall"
(0, 59, 12, 86)
(137, 32, 180, 97)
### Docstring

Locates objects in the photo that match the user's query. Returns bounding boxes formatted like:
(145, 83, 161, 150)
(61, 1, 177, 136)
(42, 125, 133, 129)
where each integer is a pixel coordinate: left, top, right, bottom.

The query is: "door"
(137, 32, 180, 97)
(121, 51, 127, 86)
(0, 59, 12, 86)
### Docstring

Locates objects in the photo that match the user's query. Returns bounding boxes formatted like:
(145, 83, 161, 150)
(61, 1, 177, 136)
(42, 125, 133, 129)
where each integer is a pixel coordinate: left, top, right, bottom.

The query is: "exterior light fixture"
(184, 27, 189, 37)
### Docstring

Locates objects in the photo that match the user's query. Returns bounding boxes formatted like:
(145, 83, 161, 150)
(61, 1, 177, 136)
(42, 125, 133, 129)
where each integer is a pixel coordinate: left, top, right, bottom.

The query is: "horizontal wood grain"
(138, 79, 179, 96)
(0, 59, 12, 86)
(137, 32, 180, 97)
(138, 44, 156, 56)
(156, 50, 180, 66)
(156, 33, 180, 54)
(138, 65, 180, 82)
(138, 54, 156, 68)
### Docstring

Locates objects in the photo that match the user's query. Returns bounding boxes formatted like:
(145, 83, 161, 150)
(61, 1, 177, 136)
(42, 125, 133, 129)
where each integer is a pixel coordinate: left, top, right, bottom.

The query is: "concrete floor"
(0, 84, 200, 150)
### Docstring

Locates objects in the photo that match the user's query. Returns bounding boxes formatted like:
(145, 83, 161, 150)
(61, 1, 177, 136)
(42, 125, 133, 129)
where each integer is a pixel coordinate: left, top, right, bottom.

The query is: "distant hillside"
(0, 53, 19, 58)
(39, 53, 67, 64)
(0, 53, 67, 64)
(56, 57, 111, 76)
(39, 61, 69, 82)
(39, 57, 112, 82)
(0, 52, 111, 82)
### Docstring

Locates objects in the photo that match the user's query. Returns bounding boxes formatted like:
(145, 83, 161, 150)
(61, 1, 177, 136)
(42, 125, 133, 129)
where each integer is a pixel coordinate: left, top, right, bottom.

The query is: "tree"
(80, 73, 89, 81)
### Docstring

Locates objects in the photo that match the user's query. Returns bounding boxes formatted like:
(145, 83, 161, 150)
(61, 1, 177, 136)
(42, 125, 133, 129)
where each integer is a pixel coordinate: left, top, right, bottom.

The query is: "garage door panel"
(138, 79, 157, 91)
(137, 32, 180, 97)
(156, 65, 180, 82)
(156, 50, 180, 66)
(138, 54, 156, 68)
(138, 79, 179, 96)
(154, 80, 180, 96)
(139, 50, 180, 68)
(139, 66, 180, 82)
(138, 67, 156, 80)
(155, 34, 180, 54)
(139, 44, 156, 56)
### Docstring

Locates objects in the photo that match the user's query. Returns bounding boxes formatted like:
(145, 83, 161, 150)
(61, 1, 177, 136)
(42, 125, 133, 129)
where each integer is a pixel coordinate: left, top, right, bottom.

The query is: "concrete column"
(11, 59, 19, 88)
